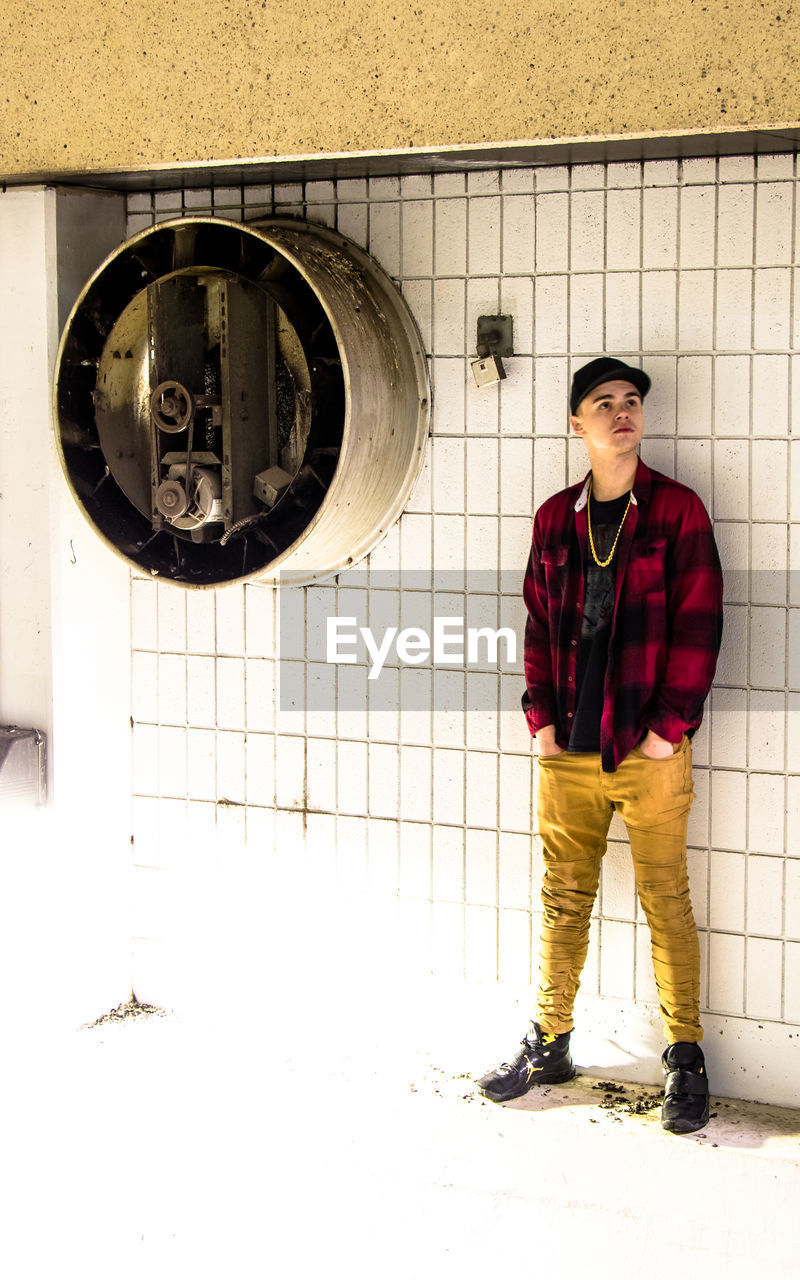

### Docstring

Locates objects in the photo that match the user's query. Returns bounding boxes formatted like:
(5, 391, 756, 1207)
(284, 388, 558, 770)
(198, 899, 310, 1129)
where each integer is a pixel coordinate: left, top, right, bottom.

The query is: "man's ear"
(570, 415, 583, 435)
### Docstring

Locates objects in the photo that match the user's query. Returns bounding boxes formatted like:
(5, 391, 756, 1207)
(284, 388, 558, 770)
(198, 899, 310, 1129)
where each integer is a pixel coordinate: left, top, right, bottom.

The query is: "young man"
(477, 356, 723, 1135)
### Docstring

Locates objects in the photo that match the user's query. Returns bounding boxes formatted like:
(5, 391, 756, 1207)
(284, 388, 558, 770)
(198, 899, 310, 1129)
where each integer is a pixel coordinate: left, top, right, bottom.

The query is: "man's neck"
(588, 454, 639, 502)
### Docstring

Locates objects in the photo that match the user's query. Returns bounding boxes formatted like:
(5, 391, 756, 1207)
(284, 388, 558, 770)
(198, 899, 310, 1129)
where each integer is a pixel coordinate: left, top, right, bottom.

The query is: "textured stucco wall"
(1, 0, 798, 177)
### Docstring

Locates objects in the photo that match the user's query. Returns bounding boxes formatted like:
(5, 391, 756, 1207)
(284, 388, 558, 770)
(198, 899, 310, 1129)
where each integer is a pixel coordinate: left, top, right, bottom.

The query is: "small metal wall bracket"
(471, 315, 514, 388)
(476, 315, 514, 359)
(0, 726, 47, 805)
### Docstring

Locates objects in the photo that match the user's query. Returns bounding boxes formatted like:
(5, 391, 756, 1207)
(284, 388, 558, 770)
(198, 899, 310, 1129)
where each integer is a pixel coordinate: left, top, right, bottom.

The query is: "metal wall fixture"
(0, 727, 47, 805)
(470, 314, 514, 388)
(53, 217, 430, 587)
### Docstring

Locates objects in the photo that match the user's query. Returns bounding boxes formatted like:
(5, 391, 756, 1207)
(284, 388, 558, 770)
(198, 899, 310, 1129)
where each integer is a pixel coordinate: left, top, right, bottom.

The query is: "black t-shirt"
(568, 491, 630, 752)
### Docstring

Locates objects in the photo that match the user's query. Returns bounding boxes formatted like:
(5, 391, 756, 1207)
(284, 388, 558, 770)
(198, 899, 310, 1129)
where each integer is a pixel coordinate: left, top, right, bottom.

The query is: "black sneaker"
(476, 1022, 576, 1103)
(661, 1042, 710, 1134)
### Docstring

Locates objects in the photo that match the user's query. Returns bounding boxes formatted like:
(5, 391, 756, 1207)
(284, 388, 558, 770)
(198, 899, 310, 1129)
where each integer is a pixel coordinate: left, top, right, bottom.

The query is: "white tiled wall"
(127, 155, 800, 1086)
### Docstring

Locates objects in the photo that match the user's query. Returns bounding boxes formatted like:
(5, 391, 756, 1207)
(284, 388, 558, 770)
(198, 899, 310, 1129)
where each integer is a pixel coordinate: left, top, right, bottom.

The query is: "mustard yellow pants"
(535, 736, 702, 1045)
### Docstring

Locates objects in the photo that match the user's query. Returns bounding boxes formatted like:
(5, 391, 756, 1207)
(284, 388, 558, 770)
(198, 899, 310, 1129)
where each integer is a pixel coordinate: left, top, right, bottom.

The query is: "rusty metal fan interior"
(54, 217, 430, 587)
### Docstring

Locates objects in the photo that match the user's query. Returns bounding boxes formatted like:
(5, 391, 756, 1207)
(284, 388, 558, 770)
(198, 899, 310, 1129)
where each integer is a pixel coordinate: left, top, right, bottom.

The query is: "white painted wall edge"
(0, 186, 133, 1032)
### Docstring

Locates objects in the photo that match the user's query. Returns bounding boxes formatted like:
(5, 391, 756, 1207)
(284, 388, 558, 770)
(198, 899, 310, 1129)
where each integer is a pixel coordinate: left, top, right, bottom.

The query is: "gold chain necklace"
(586, 477, 632, 568)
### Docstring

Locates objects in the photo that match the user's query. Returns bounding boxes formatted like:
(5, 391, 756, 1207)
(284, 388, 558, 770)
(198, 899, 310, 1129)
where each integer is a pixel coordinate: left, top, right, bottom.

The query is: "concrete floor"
(3, 983, 798, 1280)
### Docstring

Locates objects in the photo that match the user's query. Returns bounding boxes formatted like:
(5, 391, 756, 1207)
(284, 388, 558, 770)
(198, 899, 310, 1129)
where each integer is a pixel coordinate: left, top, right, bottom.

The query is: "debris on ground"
(407, 1063, 664, 1123)
(409, 1063, 484, 1104)
(591, 1079, 662, 1117)
(80, 998, 171, 1029)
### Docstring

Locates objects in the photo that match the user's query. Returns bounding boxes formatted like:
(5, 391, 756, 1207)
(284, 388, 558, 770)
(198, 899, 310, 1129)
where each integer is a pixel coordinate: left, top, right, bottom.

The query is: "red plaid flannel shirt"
(522, 458, 723, 772)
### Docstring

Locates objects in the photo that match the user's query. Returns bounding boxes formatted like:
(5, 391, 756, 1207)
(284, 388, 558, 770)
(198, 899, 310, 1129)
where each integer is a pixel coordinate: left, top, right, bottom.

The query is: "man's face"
(570, 380, 644, 459)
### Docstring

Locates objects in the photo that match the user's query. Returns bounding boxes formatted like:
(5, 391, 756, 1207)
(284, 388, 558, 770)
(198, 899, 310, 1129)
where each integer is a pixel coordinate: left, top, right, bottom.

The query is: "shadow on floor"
(411, 1062, 800, 1154)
